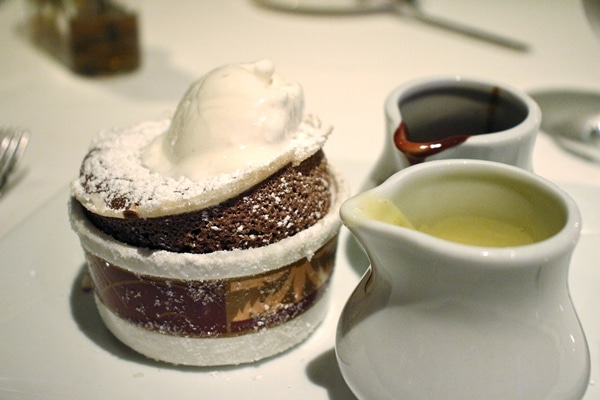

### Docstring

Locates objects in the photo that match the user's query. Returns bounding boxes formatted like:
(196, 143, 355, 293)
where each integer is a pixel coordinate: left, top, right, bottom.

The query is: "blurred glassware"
(24, 0, 140, 76)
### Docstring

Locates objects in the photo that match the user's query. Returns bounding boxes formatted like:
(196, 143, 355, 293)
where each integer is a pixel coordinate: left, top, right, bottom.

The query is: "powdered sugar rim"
(69, 165, 348, 280)
(71, 115, 331, 218)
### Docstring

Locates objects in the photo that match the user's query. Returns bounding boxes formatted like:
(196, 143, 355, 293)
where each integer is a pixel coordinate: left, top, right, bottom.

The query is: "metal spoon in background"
(254, 0, 529, 52)
(391, 0, 529, 51)
(528, 0, 600, 164)
(530, 90, 600, 163)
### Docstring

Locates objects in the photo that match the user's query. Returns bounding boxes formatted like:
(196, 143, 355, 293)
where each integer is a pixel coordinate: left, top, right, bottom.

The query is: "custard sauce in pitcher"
(357, 193, 535, 247)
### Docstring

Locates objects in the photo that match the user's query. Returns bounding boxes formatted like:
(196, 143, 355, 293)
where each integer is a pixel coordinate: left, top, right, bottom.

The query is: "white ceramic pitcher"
(366, 76, 541, 189)
(336, 159, 590, 400)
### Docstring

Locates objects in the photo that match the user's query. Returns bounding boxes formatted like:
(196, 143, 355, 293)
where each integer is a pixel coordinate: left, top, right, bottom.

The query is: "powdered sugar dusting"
(71, 114, 331, 218)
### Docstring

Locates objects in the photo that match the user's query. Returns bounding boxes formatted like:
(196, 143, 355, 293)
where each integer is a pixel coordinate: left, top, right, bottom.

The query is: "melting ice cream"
(143, 59, 306, 180)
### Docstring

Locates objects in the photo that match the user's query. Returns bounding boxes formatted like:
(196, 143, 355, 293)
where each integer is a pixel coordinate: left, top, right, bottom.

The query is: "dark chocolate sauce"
(393, 86, 522, 165)
(393, 122, 470, 165)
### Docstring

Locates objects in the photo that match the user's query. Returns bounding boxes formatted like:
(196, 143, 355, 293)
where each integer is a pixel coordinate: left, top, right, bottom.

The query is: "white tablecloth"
(1, 0, 599, 399)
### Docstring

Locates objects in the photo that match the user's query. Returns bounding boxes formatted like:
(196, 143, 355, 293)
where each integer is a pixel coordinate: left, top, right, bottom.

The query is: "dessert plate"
(254, 0, 391, 14)
(0, 178, 599, 399)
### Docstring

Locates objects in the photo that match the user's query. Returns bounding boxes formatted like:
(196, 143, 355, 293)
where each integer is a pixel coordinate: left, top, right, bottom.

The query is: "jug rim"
(384, 75, 542, 145)
(341, 159, 581, 268)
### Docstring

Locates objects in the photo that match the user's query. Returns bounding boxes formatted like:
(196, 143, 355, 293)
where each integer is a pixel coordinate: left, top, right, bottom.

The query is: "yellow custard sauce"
(357, 195, 415, 229)
(358, 193, 534, 247)
(418, 215, 533, 247)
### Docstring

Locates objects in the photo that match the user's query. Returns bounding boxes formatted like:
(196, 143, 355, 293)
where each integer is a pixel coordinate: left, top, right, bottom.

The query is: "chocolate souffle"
(69, 60, 347, 366)
(81, 150, 331, 254)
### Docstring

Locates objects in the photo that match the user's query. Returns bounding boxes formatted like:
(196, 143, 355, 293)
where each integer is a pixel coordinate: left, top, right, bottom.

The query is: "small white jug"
(337, 159, 589, 400)
(367, 76, 541, 188)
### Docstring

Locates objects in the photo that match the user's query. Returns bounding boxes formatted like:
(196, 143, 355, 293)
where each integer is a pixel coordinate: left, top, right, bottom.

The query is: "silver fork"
(0, 127, 30, 195)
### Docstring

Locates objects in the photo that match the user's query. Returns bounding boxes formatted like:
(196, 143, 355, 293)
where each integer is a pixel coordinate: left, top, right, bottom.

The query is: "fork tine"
(11, 131, 30, 171)
(0, 129, 30, 192)
(0, 135, 10, 164)
(0, 132, 18, 177)
(8, 131, 29, 168)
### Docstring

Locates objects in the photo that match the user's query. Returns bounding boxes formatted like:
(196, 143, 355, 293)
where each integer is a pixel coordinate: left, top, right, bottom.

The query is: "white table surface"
(1, 0, 600, 399)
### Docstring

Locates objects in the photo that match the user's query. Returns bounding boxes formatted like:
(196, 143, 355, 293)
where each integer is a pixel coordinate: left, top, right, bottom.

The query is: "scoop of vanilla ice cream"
(143, 60, 305, 180)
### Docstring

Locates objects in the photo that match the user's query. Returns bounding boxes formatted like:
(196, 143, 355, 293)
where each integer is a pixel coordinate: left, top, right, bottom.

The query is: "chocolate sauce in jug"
(393, 86, 527, 165)
(393, 122, 470, 165)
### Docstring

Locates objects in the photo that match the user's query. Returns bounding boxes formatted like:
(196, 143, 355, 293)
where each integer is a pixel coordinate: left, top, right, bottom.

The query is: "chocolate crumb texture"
(81, 151, 332, 254)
